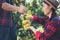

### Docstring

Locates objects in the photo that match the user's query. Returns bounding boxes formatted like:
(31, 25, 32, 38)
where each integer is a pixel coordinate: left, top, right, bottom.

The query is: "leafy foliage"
(12, 0, 44, 40)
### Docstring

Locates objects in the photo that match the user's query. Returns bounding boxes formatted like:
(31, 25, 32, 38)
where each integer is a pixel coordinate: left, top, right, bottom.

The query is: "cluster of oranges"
(22, 20, 31, 29)
(22, 15, 31, 29)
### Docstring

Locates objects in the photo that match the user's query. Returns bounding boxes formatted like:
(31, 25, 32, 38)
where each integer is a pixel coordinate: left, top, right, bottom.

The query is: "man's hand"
(18, 5, 28, 14)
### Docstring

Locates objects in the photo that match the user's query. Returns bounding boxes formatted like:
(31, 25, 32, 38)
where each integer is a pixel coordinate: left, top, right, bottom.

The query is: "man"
(25, 0, 60, 40)
(0, 0, 28, 40)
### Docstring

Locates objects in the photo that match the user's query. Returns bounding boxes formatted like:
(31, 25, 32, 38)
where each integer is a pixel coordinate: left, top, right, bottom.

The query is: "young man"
(25, 0, 60, 40)
(0, 0, 28, 40)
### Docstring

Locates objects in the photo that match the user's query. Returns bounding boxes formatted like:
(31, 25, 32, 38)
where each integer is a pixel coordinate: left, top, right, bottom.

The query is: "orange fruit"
(24, 24, 30, 28)
(22, 20, 30, 25)
(26, 15, 31, 20)
(22, 20, 28, 25)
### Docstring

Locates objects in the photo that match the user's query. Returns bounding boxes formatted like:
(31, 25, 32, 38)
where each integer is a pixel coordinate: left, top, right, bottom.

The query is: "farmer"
(25, 0, 60, 40)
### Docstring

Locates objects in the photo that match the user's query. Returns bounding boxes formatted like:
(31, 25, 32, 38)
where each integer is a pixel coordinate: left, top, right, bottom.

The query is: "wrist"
(17, 7, 20, 12)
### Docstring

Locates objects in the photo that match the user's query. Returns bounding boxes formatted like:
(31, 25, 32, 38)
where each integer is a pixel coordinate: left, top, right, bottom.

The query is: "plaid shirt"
(32, 15, 60, 40)
(0, 0, 12, 27)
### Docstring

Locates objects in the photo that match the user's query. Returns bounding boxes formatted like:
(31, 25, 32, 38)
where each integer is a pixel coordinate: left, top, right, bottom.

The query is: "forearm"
(30, 26, 41, 39)
(2, 2, 19, 12)
(30, 26, 37, 34)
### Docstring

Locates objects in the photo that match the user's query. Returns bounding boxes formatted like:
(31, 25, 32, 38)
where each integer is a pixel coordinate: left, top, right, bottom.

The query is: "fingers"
(19, 5, 28, 14)
(22, 7, 28, 14)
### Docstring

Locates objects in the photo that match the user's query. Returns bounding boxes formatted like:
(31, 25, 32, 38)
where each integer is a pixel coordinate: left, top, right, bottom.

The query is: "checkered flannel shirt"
(0, 0, 12, 27)
(32, 15, 60, 40)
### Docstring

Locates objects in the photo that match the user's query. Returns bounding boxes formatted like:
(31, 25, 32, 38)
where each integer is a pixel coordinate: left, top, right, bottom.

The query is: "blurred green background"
(11, 0, 60, 40)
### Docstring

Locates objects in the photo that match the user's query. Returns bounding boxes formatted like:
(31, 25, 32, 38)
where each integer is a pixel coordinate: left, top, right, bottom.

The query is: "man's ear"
(49, 5, 53, 10)
(50, 6, 52, 8)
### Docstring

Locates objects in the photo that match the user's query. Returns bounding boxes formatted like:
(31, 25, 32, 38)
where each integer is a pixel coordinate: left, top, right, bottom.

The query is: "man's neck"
(47, 11, 52, 18)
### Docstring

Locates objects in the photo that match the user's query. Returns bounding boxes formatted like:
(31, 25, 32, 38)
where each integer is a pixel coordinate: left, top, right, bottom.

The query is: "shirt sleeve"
(32, 15, 45, 24)
(0, 0, 4, 8)
(35, 22, 57, 40)
(0, 0, 12, 8)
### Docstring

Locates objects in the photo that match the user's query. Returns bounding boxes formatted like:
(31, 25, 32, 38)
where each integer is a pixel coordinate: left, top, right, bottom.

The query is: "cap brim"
(43, 0, 57, 10)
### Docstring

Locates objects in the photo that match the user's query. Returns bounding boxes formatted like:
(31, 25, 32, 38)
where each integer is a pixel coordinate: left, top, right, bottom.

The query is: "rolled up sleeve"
(32, 15, 45, 24)
(0, 0, 4, 8)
